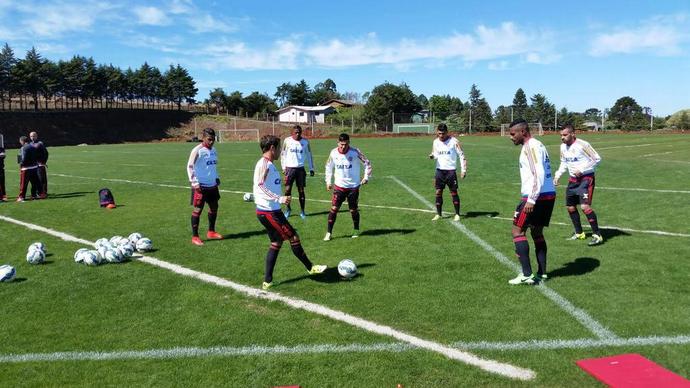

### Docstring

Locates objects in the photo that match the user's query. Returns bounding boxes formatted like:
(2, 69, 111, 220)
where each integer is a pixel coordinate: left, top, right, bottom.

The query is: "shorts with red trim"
(513, 196, 555, 229)
(566, 174, 595, 206)
(331, 185, 360, 209)
(284, 167, 307, 189)
(434, 169, 458, 190)
(257, 210, 296, 242)
(190, 185, 220, 207)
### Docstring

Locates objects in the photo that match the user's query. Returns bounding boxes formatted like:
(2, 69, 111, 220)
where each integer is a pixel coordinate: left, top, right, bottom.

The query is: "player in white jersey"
(186, 128, 223, 246)
(428, 123, 467, 221)
(323, 133, 372, 241)
(280, 125, 315, 219)
(553, 125, 604, 246)
(508, 119, 556, 285)
(253, 135, 326, 290)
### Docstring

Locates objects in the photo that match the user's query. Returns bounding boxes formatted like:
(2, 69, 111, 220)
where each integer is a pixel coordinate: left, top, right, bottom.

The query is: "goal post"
(500, 122, 544, 137)
(393, 123, 433, 134)
(217, 128, 260, 143)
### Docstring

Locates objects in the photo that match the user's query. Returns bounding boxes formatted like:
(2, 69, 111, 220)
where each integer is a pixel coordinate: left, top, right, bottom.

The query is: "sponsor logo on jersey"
(336, 164, 352, 170)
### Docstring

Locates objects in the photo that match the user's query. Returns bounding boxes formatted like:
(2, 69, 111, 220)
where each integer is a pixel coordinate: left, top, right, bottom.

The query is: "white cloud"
(133, 6, 169, 26)
(196, 39, 300, 70)
(488, 60, 509, 71)
(187, 13, 237, 33)
(589, 13, 689, 56)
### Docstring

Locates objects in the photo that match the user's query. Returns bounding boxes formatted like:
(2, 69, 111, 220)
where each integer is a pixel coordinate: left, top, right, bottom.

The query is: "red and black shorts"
(284, 167, 307, 189)
(331, 186, 359, 210)
(190, 185, 220, 207)
(257, 210, 297, 242)
(566, 174, 595, 206)
(435, 169, 458, 191)
(513, 197, 555, 229)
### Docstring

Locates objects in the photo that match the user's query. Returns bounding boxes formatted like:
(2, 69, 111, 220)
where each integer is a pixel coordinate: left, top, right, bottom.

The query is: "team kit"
(184, 120, 604, 289)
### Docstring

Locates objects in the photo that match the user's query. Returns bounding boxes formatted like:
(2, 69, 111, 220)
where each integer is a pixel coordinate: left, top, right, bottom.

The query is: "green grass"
(0, 133, 689, 386)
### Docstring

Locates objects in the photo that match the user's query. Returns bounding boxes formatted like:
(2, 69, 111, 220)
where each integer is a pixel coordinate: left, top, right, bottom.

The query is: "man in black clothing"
(17, 136, 42, 202)
(30, 131, 48, 196)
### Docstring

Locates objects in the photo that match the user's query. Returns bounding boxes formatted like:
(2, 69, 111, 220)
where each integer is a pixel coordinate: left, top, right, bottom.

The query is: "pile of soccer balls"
(26, 242, 47, 265)
(74, 232, 153, 266)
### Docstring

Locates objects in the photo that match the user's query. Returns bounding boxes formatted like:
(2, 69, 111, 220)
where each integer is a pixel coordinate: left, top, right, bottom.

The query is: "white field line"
(388, 176, 618, 340)
(597, 143, 654, 150)
(641, 151, 674, 157)
(596, 186, 690, 194)
(0, 215, 535, 380)
(2, 334, 690, 363)
(489, 216, 690, 238)
(49, 173, 690, 236)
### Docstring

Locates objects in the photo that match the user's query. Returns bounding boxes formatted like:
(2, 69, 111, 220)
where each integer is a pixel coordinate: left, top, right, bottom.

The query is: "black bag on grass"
(99, 188, 116, 208)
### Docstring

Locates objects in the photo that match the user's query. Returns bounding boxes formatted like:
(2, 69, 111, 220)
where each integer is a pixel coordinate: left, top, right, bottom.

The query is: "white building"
(276, 105, 335, 124)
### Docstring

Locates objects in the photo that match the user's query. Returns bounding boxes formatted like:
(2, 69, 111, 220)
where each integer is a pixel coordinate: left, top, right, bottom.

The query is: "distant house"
(276, 105, 335, 124)
(320, 99, 358, 108)
(583, 121, 601, 131)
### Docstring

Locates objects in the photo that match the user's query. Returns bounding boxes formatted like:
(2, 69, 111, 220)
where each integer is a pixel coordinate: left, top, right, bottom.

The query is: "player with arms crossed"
(253, 135, 326, 290)
(187, 128, 223, 246)
(323, 133, 372, 241)
(428, 123, 467, 221)
(553, 124, 604, 246)
(30, 131, 48, 197)
(280, 125, 315, 219)
(508, 119, 556, 285)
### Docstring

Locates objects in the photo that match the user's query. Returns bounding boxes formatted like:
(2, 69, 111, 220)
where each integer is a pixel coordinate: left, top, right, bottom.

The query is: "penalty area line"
(0, 214, 535, 381)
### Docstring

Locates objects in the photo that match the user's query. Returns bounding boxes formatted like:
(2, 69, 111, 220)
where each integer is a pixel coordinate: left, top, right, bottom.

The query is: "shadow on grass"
(213, 230, 265, 241)
(360, 228, 415, 236)
(598, 227, 631, 243)
(465, 211, 500, 218)
(47, 191, 93, 199)
(278, 263, 377, 286)
(548, 257, 600, 278)
(10, 278, 27, 283)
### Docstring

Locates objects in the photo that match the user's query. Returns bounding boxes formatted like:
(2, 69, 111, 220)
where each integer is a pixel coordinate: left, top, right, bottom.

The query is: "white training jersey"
(554, 138, 602, 181)
(187, 143, 218, 188)
(431, 136, 467, 173)
(519, 137, 555, 204)
(253, 157, 282, 211)
(280, 136, 314, 171)
(325, 146, 372, 189)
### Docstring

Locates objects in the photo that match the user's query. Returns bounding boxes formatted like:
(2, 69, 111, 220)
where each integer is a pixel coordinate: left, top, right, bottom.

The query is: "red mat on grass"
(576, 353, 690, 387)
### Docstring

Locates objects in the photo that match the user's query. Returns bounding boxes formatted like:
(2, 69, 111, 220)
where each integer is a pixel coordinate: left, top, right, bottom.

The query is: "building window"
(299, 112, 304, 116)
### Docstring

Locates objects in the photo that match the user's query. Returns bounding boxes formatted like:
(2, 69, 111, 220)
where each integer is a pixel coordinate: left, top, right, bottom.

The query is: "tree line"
(0, 43, 197, 111)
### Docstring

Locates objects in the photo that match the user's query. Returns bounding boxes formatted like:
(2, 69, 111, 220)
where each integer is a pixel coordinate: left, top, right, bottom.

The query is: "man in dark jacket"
(17, 136, 42, 202)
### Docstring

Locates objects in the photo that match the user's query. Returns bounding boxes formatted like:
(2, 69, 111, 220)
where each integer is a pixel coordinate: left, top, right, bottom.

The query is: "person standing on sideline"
(508, 119, 556, 285)
(280, 125, 315, 219)
(253, 135, 326, 290)
(0, 143, 6, 201)
(323, 133, 372, 241)
(428, 123, 467, 221)
(29, 131, 48, 196)
(186, 128, 223, 246)
(17, 136, 42, 202)
(553, 125, 604, 246)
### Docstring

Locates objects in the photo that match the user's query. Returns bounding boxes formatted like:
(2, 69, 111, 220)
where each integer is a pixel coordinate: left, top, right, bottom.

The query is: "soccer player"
(17, 136, 42, 202)
(280, 125, 315, 219)
(428, 123, 467, 221)
(508, 119, 556, 285)
(323, 133, 372, 241)
(186, 128, 223, 246)
(0, 143, 6, 201)
(553, 125, 604, 246)
(253, 135, 326, 290)
(29, 131, 49, 196)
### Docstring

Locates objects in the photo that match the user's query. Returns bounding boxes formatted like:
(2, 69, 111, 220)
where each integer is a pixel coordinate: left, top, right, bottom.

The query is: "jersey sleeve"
(279, 139, 287, 169)
(357, 148, 372, 181)
(455, 140, 467, 174)
(187, 145, 200, 186)
(554, 145, 567, 181)
(324, 151, 334, 184)
(526, 143, 544, 204)
(580, 141, 601, 175)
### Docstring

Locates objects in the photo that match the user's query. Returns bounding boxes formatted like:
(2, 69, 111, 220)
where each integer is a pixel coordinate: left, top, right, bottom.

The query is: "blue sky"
(0, 0, 688, 116)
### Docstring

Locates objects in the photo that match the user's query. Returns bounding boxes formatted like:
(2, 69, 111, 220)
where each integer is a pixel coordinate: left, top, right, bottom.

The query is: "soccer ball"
(82, 250, 101, 266)
(109, 235, 124, 244)
(26, 248, 46, 264)
(243, 192, 254, 202)
(135, 237, 153, 252)
(0, 264, 16, 282)
(117, 242, 135, 258)
(95, 238, 110, 249)
(103, 248, 124, 263)
(337, 259, 357, 279)
(128, 232, 143, 244)
(29, 242, 46, 254)
(74, 248, 89, 263)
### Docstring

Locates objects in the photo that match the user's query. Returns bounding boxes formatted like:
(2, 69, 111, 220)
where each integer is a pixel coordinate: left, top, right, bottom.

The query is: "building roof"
(320, 99, 358, 107)
(276, 105, 335, 114)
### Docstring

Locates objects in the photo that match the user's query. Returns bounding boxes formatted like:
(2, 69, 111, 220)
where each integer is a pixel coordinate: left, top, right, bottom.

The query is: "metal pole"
(194, 118, 197, 138)
(351, 111, 354, 134)
(555, 109, 558, 130)
(234, 117, 237, 130)
(392, 112, 395, 133)
(649, 109, 653, 131)
(469, 109, 472, 134)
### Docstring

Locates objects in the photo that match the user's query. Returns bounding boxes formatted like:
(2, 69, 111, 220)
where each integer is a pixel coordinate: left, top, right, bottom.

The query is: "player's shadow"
(360, 229, 415, 236)
(300, 210, 350, 217)
(217, 230, 265, 240)
(464, 211, 500, 218)
(279, 263, 376, 286)
(598, 228, 631, 242)
(46, 191, 92, 199)
(547, 257, 599, 278)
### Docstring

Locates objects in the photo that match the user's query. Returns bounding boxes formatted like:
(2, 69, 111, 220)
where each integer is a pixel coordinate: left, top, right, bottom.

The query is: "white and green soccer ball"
(0, 264, 16, 282)
(95, 238, 110, 249)
(29, 242, 46, 254)
(26, 247, 46, 265)
(135, 237, 153, 252)
(128, 233, 143, 244)
(243, 192, 254, 202)
(82, 250, 101, 266)
(337, 259, 357, 279)
(74, 248, 89, 263)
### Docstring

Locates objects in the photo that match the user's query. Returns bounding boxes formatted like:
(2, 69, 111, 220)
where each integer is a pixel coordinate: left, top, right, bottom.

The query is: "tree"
(274, 82, 291, 107)
(243, 92, 277, 117)
(209, 88, 227, 114)
(584, 108, 601, 122)
(468, 84, 493, 132)
(416, 94, 428, 109)
(363, 82, 421, 130)
(493, 105, 511, 128)
(529, 93, 555, 127)
(225, 90, 244, 116)
(609, 96, 645, 130)
(428, 94, 463, 121)
(19, 47, 46, 110)
(512, 88, 528, 120)
(0, 43, 16, 109)
(312, 78, 339, 104)
(288, 79, 312, 106)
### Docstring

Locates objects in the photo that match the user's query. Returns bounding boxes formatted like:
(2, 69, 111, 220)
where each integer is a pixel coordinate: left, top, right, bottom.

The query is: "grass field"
(1, 132, 689, 387)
